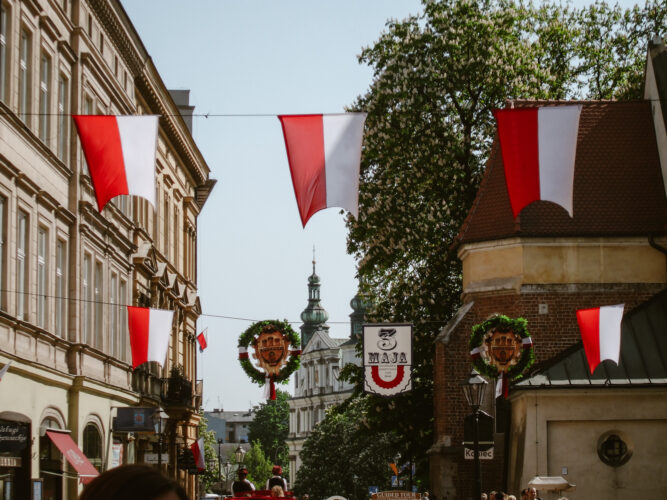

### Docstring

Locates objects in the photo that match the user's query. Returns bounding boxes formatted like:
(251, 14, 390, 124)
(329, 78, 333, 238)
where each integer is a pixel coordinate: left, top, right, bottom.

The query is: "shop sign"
(0, 421, 29, 453)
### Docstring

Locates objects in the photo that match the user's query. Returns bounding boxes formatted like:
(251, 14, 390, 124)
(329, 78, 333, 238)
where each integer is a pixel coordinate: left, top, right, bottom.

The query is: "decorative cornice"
(57, 39, 77, 66)
(39, 14, 61, 40)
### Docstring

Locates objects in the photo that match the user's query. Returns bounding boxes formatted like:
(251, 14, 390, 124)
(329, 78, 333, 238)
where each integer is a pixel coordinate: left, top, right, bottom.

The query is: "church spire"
(299, 252, 329, 348)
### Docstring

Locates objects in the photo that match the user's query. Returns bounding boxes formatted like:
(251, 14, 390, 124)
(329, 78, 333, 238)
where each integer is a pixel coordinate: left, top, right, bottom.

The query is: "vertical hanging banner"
(363, 324, 412, 396)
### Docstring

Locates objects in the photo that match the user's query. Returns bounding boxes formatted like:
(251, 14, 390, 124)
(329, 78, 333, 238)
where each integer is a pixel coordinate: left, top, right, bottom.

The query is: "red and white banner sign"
(197, 328, 208, 352)
(278, 113, 366, 227)
(494, 105, 582, 218)
(73, 115, 159, 212)
(191, 437, 205, 471)
(363, 324, 412, 397)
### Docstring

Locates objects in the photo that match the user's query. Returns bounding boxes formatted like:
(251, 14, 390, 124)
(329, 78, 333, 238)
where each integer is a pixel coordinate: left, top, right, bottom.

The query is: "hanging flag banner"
(494, 105, 582, 218)
(238, 320, 301, 400)
(0, 360, 12, 382)
(73, 115, 159, 212)
(576, 304, 624, 374)
(197, 328, 208, 353)
(127, 307, 174, 369)
(363, 324, 412, 397)
(278, 113, 367, 227)
(469, 316, 534, 398)
(191, 437, 205, 471)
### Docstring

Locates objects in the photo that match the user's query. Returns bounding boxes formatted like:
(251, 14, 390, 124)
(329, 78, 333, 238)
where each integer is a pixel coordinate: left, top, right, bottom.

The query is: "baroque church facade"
(286, 261, 366, 486)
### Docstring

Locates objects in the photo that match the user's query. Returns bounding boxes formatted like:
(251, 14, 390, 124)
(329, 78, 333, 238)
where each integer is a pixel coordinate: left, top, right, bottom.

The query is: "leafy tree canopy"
(248, 389, 290, 471)
(341, 0, 665, 489)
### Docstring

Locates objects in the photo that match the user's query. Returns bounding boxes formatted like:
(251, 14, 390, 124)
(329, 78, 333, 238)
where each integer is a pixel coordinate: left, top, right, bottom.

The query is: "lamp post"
(152, 408, 169, 469)
(221, 460, 232, 493)
(234, 445, 246, 467)
(462, 370, 488, 500)
(217, 439, 223, 481)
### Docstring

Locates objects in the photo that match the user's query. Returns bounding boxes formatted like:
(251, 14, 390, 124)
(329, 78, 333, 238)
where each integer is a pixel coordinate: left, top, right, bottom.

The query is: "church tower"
(299, 259, 330, 349)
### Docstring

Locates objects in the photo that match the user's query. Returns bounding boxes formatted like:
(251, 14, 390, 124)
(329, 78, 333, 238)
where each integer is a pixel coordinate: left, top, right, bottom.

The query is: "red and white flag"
(0, 360, 12, 381)
(278, 113, 367, 227)
(494, 105, 582, 218)
(73, 115, 159, 212)
(576, 304, 624, 374)
(191, 437, 205, 471)
(127, 307, 174, 369)
(197, 328, 208, 352)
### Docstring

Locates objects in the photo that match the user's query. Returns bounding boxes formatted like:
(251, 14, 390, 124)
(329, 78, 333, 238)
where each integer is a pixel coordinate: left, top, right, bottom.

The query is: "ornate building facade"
(0, 1, 214, 499)
(286, 261, 366, 486)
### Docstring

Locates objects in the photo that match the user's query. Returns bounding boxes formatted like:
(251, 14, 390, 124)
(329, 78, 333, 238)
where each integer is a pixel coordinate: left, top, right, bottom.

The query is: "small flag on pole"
(278, 113, 367, 227)
(576, 304, 624, 374)
(494, 105, 582, 218)
(197, 328, 208, 353)
(127, 307, 174, 369)
(73, 115, 159, 212)
(191, 437, 205, 471)
(0, 360, 12, 381)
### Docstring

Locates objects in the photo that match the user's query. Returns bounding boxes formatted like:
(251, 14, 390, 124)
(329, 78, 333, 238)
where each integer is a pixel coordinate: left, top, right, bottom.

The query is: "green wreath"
(238, 320, 301, 386)
(469, 315, 535, 380)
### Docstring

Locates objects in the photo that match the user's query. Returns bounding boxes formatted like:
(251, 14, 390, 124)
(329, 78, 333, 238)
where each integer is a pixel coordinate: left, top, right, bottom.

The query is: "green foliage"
(343, 0, 665, 490)
(198, 412, 221, 493)
(294, 398, 397, 500)
(244, 441, 273, 490)
(248, 390, 290, 471)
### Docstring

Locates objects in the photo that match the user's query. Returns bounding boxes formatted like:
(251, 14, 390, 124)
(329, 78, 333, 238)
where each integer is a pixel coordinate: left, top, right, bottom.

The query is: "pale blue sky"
(120, 0, 643, 411)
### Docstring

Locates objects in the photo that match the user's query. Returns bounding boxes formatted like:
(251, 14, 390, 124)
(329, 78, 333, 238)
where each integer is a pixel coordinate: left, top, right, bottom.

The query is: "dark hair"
(79, 465, 188, 500)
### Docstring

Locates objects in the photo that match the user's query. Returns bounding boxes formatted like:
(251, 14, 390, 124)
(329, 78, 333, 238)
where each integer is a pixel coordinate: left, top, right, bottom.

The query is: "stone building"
(430, 51, 667, 498)
(0, 1, 214, 499)
(286, 260, 366, 486)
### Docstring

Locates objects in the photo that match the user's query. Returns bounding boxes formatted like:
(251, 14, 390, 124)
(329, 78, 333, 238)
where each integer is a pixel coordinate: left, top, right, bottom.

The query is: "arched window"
(40, 417, 63, 500)
(82, 423, 103, 471)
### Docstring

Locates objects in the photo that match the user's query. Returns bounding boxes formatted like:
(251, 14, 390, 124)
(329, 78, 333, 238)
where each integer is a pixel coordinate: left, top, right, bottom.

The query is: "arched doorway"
(0, 412, 31, 500)
(39, 417, 63, 500)
(82, 423, 103, 472)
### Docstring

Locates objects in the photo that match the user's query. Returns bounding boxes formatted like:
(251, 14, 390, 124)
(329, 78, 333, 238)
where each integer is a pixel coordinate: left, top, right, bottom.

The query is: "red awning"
(46, 430, 99, 484)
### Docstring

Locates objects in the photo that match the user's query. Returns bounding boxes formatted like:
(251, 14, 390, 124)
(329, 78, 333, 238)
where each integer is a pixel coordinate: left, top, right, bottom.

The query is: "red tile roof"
(455, 101, 667, 247)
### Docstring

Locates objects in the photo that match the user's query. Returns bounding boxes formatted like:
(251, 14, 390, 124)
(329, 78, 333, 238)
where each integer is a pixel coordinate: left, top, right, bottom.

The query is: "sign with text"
(464, 447, 494, 460)
(372, 491, 421, 500)
(144, 453, 169, 464)
(363, 324, 413, 396)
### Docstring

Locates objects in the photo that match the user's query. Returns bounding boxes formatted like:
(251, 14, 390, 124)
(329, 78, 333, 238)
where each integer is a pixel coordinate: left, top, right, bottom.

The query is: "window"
(55, 240, 66, 337)
(0, 3, 8, 103)
(110, 273, 117, 357)
(37, 227, 47, 328)
(17, 211, 27, 320)
(39, 54, 51, 144)
(81, 95, 93, 174)
(83, 254, 91, 343)
(94, 261, 102, 350)
(119, 280, 127, 361)
(164, 197, 169, 259)
(87, 13, 92, 36)
(57, 75, 68, 162)
(174, 207, 179, 269)
(82, 423, 102, 471)
(19, 29, 31, 122)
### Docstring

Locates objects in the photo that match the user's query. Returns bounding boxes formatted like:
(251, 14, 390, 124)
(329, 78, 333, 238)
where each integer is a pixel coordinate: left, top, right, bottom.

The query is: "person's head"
(520, 489, 528, 500)
(507, 496, 516, 500)
(78, 464, 188, 500)
(238, 467, 249, 479)
(301, 495, 309, 500)
(272, 465, 283, 476)
(271, 485, 285, 497)
(481, 494, 488, 500)
(528, 488, 537, 499)
(494, 492, 505, 500)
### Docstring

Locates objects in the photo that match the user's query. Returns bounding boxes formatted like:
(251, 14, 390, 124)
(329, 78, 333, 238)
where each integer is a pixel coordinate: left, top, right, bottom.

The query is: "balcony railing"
(161, 374, 194, 408)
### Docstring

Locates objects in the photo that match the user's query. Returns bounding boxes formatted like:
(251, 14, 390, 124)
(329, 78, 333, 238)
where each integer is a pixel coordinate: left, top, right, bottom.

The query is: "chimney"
(168, 89, 195, 134)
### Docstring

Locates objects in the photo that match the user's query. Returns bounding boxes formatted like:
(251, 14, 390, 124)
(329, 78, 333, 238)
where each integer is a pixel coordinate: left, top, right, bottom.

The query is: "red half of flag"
(197, 328, 208, 352)
(576, 304, 624, 374)
(494, 105, 582, 218)
(277, 113, 367, 227)
(73, 115, 158, 212)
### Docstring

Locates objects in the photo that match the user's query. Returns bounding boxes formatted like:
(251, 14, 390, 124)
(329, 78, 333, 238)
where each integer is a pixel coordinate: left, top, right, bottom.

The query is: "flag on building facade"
(576, 304, 624, 374)
(127, 307, 174, 369)
(73, 115, 159, 212)
(494, 105, 582, 218)
(197, 328, 208, 352)
(191, 437, 205, 471)
(0, 360, 12, 382)
(278, 113, 367, 227)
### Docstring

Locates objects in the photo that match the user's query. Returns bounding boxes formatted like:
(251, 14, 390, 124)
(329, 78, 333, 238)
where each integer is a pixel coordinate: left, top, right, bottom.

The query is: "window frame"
(19, 27, 32, 123)
(37, 226, 48, 329)
(16, 210, 28, 320)
(39, 51, 51, 144)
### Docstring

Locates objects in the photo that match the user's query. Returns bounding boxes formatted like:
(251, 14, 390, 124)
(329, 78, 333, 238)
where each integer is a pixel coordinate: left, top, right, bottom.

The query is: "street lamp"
(462, 370, 488, 500)
(221, 460, 232, 493)
(234, 445, 246, 467)
(217, 439, 223, 481)
(152, 408, 169, 469)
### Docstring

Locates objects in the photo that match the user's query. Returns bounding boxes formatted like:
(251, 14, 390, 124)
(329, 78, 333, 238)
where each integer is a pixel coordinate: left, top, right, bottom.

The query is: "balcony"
(161, 372, 195, 420)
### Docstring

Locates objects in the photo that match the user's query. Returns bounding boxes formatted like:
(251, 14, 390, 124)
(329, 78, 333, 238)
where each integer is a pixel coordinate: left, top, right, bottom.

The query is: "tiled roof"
(515, 290, 667, 388)
(455, 101, 667, 247)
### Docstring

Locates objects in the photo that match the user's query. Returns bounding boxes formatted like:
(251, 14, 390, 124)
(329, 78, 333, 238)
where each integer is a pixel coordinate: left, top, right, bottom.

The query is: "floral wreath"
(469, 315, 534, 381)
(238, 319, 301, 386)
